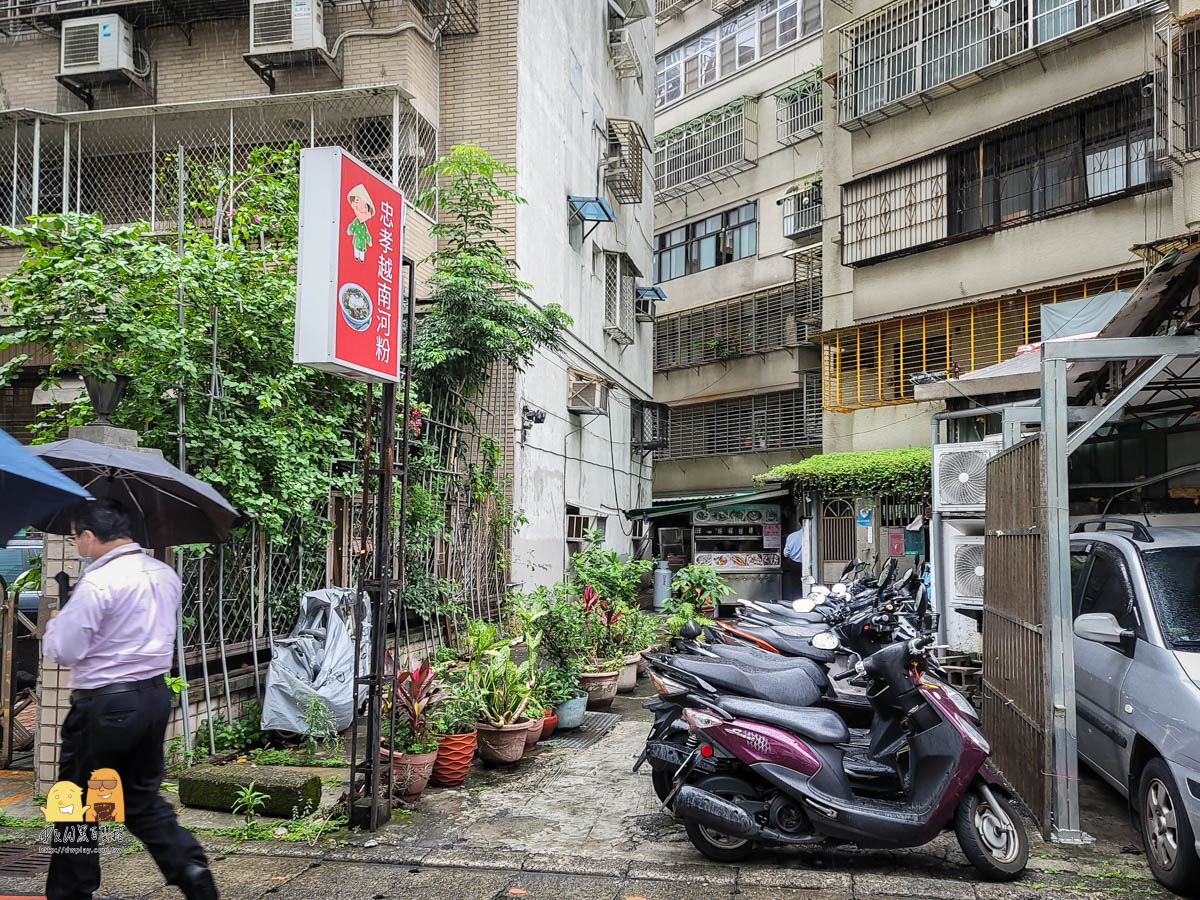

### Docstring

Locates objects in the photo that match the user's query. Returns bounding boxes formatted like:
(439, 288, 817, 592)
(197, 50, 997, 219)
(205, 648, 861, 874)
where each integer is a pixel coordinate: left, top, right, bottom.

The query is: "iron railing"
(775, 71, 823, 144)
(782, 180, 821, 241)
(840, 80, 1164, 266)
(654, 97, 758, 202)
(606, 118, 648, 205)
(836, 0, 1159, 130)
(1154, 15, 1200, 164)
(413, 0, 478, 34)
(655, 0, 701, 24)
(660, 379, 821, 460)
(0, 85, 436, 230)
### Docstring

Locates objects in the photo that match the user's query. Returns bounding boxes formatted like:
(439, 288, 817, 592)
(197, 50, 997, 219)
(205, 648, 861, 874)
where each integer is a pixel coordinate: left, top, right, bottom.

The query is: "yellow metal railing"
(818, 271, 1143, 412)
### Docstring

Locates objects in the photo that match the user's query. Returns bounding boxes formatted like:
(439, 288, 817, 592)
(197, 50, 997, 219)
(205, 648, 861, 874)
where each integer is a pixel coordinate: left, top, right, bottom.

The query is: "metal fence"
(775, 72, 823, 145)
(981, 435, 1051, 836)
(0, 85, 436, 230)
(654, 97, 758, 202)
(660, 380, 821, 460)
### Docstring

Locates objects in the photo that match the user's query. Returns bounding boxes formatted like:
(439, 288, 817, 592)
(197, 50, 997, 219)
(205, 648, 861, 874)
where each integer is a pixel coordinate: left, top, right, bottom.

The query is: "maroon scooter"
(666, 635, 1029, 881)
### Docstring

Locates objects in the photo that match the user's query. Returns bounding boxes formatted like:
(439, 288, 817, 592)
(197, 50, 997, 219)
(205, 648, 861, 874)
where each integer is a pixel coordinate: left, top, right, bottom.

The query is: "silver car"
(1071, 522, 1200, 894)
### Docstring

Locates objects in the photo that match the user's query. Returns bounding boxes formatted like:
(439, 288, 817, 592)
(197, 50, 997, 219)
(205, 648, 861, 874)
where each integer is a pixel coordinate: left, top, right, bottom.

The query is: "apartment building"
(650, 0, 825, 499)
(0, 0, 657, 582)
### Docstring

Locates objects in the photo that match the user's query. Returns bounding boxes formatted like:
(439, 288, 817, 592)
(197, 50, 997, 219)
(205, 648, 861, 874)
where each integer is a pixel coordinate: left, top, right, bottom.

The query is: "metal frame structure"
(775, 70, 823, 145)
(654, 97, 758, 203)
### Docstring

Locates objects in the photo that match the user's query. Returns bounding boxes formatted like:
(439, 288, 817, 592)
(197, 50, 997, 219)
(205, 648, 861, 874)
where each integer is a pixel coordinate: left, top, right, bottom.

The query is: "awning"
(624, 488, 788, 520)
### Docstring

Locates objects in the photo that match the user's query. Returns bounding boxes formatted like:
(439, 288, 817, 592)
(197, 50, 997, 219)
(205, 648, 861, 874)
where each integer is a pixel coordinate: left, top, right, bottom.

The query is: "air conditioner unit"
(949, 535, 986, 605)
(59, 13, 135, 76)
(567, 373, 610, 416)
(932, 439, 1002, 514)
(250, 0, 326, 53)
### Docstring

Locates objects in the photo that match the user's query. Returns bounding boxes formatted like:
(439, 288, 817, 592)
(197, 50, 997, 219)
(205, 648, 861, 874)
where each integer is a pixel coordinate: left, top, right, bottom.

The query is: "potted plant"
(577, 585, 625, 709)
(380, 658, 443, 801)
(523, 686, 546, 750)
(614, 604, 658, 693)
(471, 645, 535, 765)
(430, 683, 483, 788)
(543, 660, 586, 731)
(671, 564, 734, 618)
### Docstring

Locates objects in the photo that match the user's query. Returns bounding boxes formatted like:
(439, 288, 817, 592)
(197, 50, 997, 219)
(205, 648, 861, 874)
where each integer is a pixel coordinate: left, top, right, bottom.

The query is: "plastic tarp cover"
(260, 587, 371, 734)
(1039, 290, 1132, 341)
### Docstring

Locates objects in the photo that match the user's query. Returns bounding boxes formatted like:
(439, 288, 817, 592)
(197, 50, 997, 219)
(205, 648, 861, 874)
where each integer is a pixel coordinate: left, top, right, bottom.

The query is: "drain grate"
(0, 843, 50, 877)
(543, 711, 621, 750)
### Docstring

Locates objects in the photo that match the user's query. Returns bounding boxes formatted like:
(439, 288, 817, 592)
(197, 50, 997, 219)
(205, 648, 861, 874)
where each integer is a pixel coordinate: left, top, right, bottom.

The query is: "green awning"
(625, 488, 788, 520)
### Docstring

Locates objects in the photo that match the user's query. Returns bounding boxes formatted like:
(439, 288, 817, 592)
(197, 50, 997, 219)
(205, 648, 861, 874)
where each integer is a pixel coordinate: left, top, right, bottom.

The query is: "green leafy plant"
(384, 658, 445, 754)
(664, 600, 716, 640)
(301, 695, 340, 764)
(469, 644, 534, 727)
(758, 447, 932, 497)
(163, 675, 186, 694)
(231, 783, 269, 826)
(431, 678, 485, 735)
(538, 660, 582, 707)
(671, 565, 734, 614)
(569, 530, 653, 607)
(194, 703, 265, 759)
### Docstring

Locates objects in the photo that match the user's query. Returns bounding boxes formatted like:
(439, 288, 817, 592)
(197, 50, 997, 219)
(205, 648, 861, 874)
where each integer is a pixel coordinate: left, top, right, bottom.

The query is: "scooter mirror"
(810, 585, 830, 598)
(831, 583, 847, 597)
(811, 631, 839, 651)
(840, 559, 859, 577)
(679, 620, 702, 640)
(792, 598, 817, 614)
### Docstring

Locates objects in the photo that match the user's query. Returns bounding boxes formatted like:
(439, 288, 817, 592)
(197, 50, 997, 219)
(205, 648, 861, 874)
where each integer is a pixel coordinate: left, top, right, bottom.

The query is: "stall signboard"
(294, 146, 405, 383)
(692, 504, 782, 571)
(762, 523, 781, 549)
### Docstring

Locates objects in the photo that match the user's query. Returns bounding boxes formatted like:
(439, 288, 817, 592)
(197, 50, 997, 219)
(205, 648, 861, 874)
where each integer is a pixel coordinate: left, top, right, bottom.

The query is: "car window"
(1140, 547, 1200, 648)
(1079, 546, 1138, 631)
(1070, 545, 1092, 618)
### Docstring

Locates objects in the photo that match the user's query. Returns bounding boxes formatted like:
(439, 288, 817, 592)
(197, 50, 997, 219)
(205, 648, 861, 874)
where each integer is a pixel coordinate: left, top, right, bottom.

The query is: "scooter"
(665, 634, 1029, 881)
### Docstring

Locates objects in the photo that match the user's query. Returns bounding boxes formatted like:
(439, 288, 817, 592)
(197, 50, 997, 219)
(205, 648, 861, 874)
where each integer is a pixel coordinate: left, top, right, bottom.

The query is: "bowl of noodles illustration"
(339, 283, 373, 331)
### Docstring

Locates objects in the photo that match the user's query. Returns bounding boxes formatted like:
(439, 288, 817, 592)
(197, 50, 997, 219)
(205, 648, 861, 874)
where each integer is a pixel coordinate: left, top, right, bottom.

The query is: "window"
(660, 381, 822, 460)
(782, 181, 821, 241)
(654, 203, 757, 283)
(1070, 545, 1093, 617)
(654, 98, 758, 201)
(776, 73, 823, 145)
(1078, 547, 1138, 631)
(1141, 547, 1200, 646)
(655, 0, 821, 109)
(604, 252, 638, 345)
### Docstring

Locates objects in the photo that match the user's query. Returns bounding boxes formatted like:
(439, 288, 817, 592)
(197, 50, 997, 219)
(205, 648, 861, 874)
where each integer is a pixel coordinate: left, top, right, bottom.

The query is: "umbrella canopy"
(29, 439, 240, 549)
(0, 428, 93, 548)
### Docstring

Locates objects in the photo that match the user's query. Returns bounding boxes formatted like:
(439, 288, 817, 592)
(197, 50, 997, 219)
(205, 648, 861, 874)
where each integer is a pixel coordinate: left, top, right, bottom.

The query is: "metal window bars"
(0, 85, 436, 230)
(836, 0, 1159, 131)
(605, 118, 649, 205)
(840, 80, 1165, 266)
(1153, 14, 1200, 165)
(659, 380, 822, 460)
(656, 0, 701, 25)
(630, 398, 670, 452)
(654, 96, 758, 202)
(413, 0, 479, 34)
(775, 71, 823, 145)
(654, 272, 821, 371)
(816, 270, 1143, 412)
(604, 252, 637, 345)
(782, 179, 821, 241)
(609, 26, 644, 81)
(712, 0, 752, 13)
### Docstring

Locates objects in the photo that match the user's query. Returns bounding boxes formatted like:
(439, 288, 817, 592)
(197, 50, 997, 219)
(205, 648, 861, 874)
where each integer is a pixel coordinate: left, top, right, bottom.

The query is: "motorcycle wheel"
(954, 789, 1028, 881)
(651, 732, 690, 803)
(682, 776, 758, 863)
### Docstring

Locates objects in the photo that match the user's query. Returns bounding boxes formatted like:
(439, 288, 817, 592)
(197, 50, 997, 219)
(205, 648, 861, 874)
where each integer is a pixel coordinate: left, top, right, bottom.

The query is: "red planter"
(379, 747, 438, 800)
(540, 709, 557, 741)
(524, 715, 545, 750)
(431, 731, 476, 787)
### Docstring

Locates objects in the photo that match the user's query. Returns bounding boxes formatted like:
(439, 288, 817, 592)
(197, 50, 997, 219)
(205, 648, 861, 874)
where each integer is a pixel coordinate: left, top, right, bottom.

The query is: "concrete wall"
(508, 0, 656, 583)
(655, 448, 808, 495)
(655, 346, 817, 405)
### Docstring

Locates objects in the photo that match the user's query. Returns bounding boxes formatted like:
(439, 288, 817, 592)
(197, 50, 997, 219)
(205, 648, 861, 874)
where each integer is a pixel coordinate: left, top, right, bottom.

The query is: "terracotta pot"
(617, 653, 641, 693)
(379, 747, 438, 800)
(580, 669, 619, 710)
(554, 690, 588, 730)
(636, 648, 654, 678)
(540, 709, 558, 740)
(524, 715, 545, 750)
(475, 718, 529, 764)
(431, 731, 476, 787)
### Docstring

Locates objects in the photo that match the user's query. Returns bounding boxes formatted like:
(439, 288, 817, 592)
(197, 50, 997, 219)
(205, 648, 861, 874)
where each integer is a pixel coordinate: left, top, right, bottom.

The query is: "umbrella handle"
(54, 571, 71, 610)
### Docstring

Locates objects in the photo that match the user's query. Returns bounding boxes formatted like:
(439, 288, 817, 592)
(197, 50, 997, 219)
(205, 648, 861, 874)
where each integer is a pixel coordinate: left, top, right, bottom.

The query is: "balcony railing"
(414, 0, 480, 35)
(836, 0, 1158, 131)
(659, 380, 822, 460)
(782, 181, 822, 241)
(0, 0, 248, 30)
(654, 97, 758, 202)
(1154, 16, 1200, 165)
(776, 71, 823, 144)
(0, 86, 436, 231)
(656, 0, 701, 24)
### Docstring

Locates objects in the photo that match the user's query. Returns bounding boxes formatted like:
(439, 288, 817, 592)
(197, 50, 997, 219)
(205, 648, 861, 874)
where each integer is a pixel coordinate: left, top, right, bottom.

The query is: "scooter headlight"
(831, 583, 847, 597)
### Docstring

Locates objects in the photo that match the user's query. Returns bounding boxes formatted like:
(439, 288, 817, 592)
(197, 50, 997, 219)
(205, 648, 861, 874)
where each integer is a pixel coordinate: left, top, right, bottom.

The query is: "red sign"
(294, 147, 405, 383)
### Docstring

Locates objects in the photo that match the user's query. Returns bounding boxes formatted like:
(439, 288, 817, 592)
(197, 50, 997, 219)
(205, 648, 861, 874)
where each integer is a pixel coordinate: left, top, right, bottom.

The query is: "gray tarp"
(1039, 289, 1132, 341)
(260, 587, 370, 734)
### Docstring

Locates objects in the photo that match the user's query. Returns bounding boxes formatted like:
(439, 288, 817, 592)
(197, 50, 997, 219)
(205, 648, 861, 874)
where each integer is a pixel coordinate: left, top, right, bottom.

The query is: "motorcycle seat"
(715, 694, 850, 745)
(701, 644, 831, 691)
(741, 626, 836, 663)
(668, 656, 822, 707)
(754, 603, 829, 624)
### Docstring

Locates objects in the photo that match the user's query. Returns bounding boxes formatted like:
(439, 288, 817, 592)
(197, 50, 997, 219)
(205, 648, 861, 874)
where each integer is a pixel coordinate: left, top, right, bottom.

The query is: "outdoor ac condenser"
(949, 534, 986, 605)
(250, 0, 327, 53)
(932, 439, 1002, 515)
(59, 13, 135, 77)
(567, 374, 610, 416)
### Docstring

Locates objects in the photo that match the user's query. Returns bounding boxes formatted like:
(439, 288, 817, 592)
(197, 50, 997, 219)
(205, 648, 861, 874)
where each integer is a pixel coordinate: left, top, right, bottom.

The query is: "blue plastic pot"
(554, 689, 588, 730)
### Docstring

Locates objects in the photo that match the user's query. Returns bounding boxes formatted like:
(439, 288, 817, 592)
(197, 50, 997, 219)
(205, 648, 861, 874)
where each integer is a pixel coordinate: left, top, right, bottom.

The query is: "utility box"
(59, 14, 136, 77)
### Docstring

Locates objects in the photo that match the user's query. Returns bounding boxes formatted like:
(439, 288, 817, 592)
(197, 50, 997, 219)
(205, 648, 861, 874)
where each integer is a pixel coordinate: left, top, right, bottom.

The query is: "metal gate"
(981, 435, 1051, 836)
(820, 498, 855, 580)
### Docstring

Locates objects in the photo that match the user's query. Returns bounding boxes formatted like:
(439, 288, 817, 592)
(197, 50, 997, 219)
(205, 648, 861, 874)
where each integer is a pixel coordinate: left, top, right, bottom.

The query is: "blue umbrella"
(0, 427, 93, 548)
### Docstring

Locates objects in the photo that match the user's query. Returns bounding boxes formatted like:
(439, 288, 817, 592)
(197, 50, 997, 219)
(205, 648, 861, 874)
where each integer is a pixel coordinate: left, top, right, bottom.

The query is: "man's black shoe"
(178, 864, 219, 900)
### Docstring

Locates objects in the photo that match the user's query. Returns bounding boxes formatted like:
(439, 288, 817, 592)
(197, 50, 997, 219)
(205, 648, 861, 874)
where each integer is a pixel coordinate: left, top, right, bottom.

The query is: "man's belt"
(70, 675, 163, 703)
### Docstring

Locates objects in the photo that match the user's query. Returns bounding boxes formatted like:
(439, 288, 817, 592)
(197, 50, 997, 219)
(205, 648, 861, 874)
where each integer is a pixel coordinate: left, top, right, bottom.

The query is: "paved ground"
(0, 683, 1176, 899)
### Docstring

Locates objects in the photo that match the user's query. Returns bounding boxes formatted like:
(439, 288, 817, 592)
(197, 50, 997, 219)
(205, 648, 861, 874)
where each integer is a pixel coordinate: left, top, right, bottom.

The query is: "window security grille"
(656, 0, 701, 23)
(775, 73, 823, 145)
(0, 87, 437, 231)
(782, 181, 821, 241)
(630, 399, 670, 452)
(840, 80, 1165, 266)
(567, 512, 606, 542)
(660, 380, 821, 460)
(606, 118, 647, 205)
(817, 270, 1143, 412)
(609, 27, 643, 81)
(712, 0, 752, 12)
(1154, 17, 1200, 163)
(412, 0, 479, 34)
(604, 252, 637, 345)
(654, 97, 758, 202)
(0, 369, 42, 445)
(837, 0, 1158, 130)
(654, 276, 820, 371)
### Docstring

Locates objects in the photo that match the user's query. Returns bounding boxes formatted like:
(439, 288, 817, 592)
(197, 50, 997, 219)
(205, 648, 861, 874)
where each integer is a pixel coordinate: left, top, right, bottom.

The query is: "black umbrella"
(29, 439, 240, 548)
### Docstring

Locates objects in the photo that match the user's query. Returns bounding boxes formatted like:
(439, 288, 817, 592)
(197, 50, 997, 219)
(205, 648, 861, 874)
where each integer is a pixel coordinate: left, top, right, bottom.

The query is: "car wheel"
(1139, 757, 1200, 896)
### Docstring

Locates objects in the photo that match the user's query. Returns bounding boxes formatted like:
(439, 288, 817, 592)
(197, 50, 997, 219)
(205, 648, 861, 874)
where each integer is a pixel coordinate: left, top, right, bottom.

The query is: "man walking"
(41, 499, 218, 900)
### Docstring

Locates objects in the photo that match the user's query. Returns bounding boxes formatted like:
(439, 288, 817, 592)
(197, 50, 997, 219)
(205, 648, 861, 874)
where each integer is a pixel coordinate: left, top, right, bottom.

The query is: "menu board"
(692, 505, 782, 571)
(695, 551, 782, 570)
(762, 523, 782, 550)
(692, 505, 780, 525)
